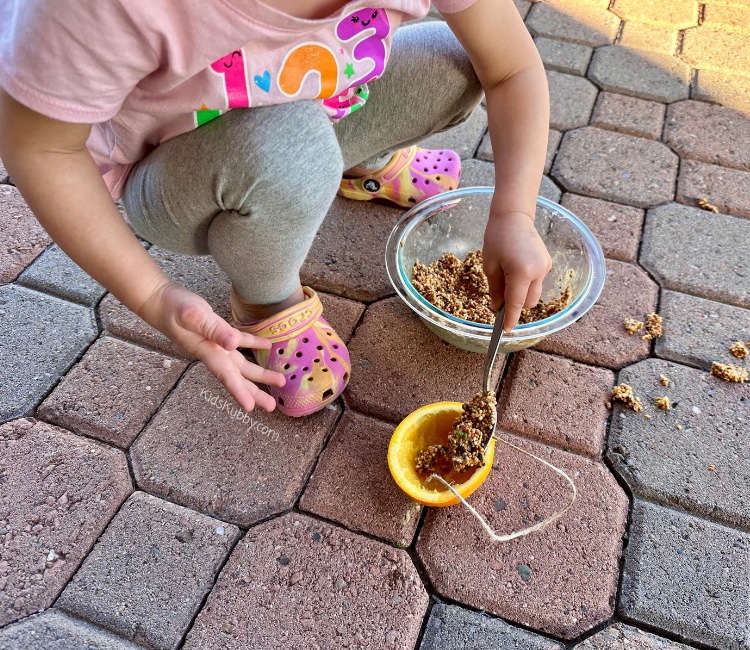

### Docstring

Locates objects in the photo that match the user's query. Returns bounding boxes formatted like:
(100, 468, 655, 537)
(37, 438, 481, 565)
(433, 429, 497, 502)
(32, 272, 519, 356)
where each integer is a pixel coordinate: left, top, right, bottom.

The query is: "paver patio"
(1, 2, 749, 649)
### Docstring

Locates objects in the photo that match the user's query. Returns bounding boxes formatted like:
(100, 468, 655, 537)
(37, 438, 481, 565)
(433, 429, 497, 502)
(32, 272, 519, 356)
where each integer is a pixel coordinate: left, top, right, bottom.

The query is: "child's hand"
(482, 211, 552, 332)
(138, 281, 285, 412)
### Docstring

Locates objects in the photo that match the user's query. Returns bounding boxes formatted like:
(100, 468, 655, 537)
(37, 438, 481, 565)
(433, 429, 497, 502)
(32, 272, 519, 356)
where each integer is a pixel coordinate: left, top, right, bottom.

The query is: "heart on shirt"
(254, 71, 271, 92)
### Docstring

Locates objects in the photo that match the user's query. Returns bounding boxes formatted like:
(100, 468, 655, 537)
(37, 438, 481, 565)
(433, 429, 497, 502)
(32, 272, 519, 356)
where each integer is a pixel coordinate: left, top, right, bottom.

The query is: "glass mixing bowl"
(385, 188, 606, 354)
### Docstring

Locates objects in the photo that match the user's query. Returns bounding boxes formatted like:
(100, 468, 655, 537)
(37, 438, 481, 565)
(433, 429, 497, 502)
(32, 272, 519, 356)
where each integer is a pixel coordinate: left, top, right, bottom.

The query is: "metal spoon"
(481, 305, 505, 453)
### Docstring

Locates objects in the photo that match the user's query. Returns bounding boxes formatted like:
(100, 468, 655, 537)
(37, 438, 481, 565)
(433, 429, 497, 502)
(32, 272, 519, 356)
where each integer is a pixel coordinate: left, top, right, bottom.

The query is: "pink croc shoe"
(233, 287, 351, 417)
(339, 145, 461, 208)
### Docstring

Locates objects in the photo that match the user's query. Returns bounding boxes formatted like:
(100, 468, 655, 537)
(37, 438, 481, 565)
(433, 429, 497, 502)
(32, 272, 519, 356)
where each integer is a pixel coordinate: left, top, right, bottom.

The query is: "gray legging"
(122, 21, 483, 305)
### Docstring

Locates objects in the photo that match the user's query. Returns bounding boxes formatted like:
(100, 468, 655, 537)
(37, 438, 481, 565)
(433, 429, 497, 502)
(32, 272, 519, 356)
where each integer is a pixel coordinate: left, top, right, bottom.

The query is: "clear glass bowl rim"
(384, 187, 606, 343)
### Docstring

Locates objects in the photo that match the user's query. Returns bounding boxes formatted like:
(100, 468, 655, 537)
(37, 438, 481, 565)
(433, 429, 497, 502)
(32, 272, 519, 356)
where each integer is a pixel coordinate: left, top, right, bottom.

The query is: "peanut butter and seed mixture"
(711, 362, 748, 383)
(642, 313, 663, 340)
(624, 318, 644, 335)
(729, 341, 748, 359)
(611, 384, 643, 412)
(655, 396, 671, 411)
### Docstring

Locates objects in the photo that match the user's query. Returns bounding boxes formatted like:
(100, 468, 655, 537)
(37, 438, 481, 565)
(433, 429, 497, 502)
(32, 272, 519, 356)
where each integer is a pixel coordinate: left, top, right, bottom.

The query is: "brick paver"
(536, 37, 593, 76)
(620, 500, 750, 649)
(419, 602, 564, 650)
(552, 127, 678, 207)
(617, 22, 679, 55)
(590, 92, 666, 140)
(640, 203, 750, 309)
(299, 410, 422, 546)
(0, 610, 143, 650)
(611, 0, 699, 28)
(677, 159, 750, 219)
(57, 492, 240, 650)
(0, 418, 131, 626)
(547, 70, 598, 130)
(498, 350, 614, 457)
(681, 26, 750, 74)
(183, 513, 429, 649)
(655, 289, 750, 371)
(535, 259, 659, 369)
(692, 69, 750, 113)
(664, 100, 750, 171)
(345, 297, 504, 424)
(419, 105, 488, 159)
(0, 185, 50, 283)
(417, 433, 628, 639)
(588, 46, 690, 103)
(477, 129, 561, 176)
(527, 1, 621, 47)
(702, 3, 750, 31)
(131, 364, 338, 527)
(560, 193, 644, 262)
(38, 336, 187, 448)
(571, 622, 692, 649)
(608, 358, 750, 530)
(0, 284, 98, 423)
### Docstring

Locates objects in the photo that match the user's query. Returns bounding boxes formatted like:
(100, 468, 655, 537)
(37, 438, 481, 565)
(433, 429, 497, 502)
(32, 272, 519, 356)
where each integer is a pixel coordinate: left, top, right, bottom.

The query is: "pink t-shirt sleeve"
(430, 0, 480, 13)
(0, 0, 158, 123)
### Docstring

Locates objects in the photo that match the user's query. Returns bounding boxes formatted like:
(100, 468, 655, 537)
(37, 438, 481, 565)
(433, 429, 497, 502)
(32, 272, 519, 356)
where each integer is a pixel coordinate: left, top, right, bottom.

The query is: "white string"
(425, 435, 578, 543)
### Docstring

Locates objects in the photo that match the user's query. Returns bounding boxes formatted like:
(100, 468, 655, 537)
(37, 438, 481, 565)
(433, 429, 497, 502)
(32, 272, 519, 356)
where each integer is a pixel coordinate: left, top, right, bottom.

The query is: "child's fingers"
(234, 330, 272, 351)
(502, 278, 530, 332)
(525, 277, 544, 308)
(178, 303, 240, 351)
(232, 350, 286, 388)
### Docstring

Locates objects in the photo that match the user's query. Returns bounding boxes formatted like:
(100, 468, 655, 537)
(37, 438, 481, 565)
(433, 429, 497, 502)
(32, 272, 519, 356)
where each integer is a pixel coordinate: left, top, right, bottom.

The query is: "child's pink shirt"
(0, 0, 476, 199)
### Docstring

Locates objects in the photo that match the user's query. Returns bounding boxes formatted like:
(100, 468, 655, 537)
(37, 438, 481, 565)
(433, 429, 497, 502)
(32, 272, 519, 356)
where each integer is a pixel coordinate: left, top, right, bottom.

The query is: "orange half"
(388, 401, 495, 507)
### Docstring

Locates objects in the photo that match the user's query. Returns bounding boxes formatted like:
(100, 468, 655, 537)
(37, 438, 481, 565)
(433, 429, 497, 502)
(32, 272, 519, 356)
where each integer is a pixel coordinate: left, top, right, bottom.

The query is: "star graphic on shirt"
(344, 62, 355, 79)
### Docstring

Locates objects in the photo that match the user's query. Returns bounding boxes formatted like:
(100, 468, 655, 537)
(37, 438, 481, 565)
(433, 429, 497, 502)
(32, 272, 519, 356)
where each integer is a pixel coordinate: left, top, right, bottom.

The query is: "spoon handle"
(483, 305, 506, 394)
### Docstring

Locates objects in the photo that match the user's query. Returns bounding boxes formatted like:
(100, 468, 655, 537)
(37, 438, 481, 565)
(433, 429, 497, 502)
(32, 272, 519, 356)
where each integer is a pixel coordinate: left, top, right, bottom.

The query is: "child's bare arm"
(0, 90, 284, 410)
(443, 0, 552, 331)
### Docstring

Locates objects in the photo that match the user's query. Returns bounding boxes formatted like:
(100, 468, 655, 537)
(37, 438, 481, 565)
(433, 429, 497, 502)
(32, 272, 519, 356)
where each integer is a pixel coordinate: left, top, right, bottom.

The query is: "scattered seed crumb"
(416, 391, 497, 474)
(624, 318, 644, 335)
(676, 424, 683, 430)
(655, 396, 671, 411)
(641, 313, 663, 340)
(729, 341, 748, 359)
(711, 361, 748, 383)
(611, 384, 643, 413)
(708, 465, 715, 471)
(605, 401, 612, 410)
(698, 198, 719, 213)
(659, 374, 670, 387)
(644, 414, 652, 419)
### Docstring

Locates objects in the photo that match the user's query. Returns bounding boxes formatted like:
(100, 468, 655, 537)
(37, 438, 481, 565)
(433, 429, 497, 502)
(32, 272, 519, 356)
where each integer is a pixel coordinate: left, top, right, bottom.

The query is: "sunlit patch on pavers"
(183, 513, 428, 649)
(131, 364, 338, 527)
(610, 0, 699, 29)
(0, 418, 131, 626)
(416, 433, 628, 640)
(681, 25, 750, 74)
(677, 159, 750, 219)
(527, 0, 621, 47)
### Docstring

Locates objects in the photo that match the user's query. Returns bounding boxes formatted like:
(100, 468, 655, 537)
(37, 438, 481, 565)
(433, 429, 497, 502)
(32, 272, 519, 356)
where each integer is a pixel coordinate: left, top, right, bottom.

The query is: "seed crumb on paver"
(711, 361, 748, 383)
(412, 250, 572, 326)
(729, 341, 748, 359)
(659, 374, 670, 387)
(610, 383, 643, 412)
(624, 318, 644, 335)
(416, 391, 497, 474)
(698, 197, 719, 213)
(641, 312, 663, 340)
(655, 396, 671, 410)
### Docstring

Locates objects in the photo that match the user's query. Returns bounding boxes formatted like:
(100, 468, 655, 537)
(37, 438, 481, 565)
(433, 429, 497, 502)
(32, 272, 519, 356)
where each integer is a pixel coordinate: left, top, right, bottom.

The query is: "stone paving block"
(620, 500, 750, 649)
(552, 127, 678, 208)
(183, 512, 429, 649)
(301, 196, 402, 302)
(527, 1, 620, 47)
(702, 3, 750, 32)
(588, 46, 690, 103)
(0, 418, 132, 626)
(692, 69, 750, 114)
(345, 297, 504, 424)
(608, 358, 750, 530)
(300, 411, 421, 546)
(317, 291, 366, 343)
(131, 364, 338, 527)
(458, 158, 561, 202)
(665, 100, 750, 172)
(656, 289, 750, 371)
(0, 609, 144, 650)
(57, 492, 241, 650)
(561, 193, 644, 262)
(0, 185, 51, 283)
(417, 433, 628, 640)
(536, 37, 593, 75)
(514, 0, 532, 19)
(498, 350, 614, 457)
(641, 203, 750, 309)
(419, 105, 488, 160)
(535, 259, 658, 369)
(571, 622, 693, 649)
(476, 130, 561, 175)
(539, 174, 562, 202)
(681, 26, 750, 75)
(37, 336, 187, 449)
(677, 159, 750, 219)
(419, 602, 564, 650)
(547, 70, 598, 130)
(617, 22, 679, 54)
(17, 244, 105, 306)
(0, 285, 98, 423)
(590, 92, 666, 140)
(611, 0, 699, 28)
